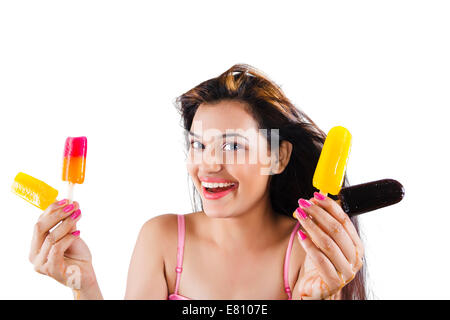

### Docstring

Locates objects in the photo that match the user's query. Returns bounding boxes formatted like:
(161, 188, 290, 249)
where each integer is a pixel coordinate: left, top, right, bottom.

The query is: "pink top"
(168, 214, 301, 300)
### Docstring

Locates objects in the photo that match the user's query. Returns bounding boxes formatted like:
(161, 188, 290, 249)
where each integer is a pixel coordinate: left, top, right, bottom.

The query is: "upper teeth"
(201, 182, 236, 188)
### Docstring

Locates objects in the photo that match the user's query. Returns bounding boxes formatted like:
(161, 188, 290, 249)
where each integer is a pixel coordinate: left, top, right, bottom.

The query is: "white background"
(0, 1, 449, 299)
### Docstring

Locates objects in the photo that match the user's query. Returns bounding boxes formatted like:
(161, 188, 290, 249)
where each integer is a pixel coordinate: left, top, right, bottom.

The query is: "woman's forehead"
(191, 101, 258, 133)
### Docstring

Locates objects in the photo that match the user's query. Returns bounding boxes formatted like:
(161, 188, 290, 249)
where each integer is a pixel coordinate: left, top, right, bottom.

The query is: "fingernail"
(298, 198, 311, 208)
(72, 230, 80, 237)
(63, 204, 74, 212)
(70, 209, 81, 220)
(297, 230, 307, 241)
(296, 207, 308, 220)
(58, 199, 67, 205)
(314, 192, 326, 201)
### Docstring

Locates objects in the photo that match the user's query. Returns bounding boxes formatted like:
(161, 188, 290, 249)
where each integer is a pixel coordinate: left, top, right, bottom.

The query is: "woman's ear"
(271, 140, 293, 174)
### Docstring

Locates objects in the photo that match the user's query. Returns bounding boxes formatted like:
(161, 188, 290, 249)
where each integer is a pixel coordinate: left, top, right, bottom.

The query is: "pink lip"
(202, 184, 238, 200)
(199, 177, 236, 183)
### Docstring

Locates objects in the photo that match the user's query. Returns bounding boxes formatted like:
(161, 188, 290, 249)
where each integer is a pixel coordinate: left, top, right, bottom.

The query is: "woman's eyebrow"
(188, 131, 249, 141)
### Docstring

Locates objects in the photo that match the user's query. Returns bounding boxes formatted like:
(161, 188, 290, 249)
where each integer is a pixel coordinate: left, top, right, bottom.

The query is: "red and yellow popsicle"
(62, 136, 87, 203)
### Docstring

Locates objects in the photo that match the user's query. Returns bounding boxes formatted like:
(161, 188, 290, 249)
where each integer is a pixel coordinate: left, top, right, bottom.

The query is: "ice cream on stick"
(293, 126, 352, 220)
(62, 136, 87, 204)
(338, 179, 405, 216)
(62, 137, 86, 302)
(312, 126, 352, 196)
(11, 172, 58, 210)
(293, 125, 404, 218)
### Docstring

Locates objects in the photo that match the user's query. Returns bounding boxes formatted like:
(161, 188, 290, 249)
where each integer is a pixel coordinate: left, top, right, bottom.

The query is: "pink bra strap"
(283, 221, 301, 299)
(174, 214, 186, 294)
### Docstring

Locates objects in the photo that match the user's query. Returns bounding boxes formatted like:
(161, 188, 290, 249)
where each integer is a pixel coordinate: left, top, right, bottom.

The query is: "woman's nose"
(200, 146, 223, 172)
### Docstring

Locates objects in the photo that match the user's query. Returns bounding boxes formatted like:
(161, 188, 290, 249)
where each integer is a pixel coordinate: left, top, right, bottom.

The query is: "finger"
(39, 201, 80, 233)
(33, 231, 57, 271)
(32, 208, 81, 268)
(296, 229, 343, 295)
(29, 199, 70, 261)
(311, 194, 365, 267)
(295, 204, 355, 282)
(50, 209, 82, 243)
(299, 196, 358, 271)
(30, 200, 79, 260)
(45, 231, 81, 284)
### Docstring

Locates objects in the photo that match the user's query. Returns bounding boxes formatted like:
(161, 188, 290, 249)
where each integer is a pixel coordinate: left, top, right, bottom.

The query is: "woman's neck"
(204, 195, 283, 253)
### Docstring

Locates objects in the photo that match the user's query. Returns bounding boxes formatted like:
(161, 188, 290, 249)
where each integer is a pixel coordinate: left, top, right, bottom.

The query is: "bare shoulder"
(126, 214, 182, 299)
(141, 213, 178, 234)
(141, 212, 201, 232)
(139, 214, 179, 247)
(138, 213, 199, 251)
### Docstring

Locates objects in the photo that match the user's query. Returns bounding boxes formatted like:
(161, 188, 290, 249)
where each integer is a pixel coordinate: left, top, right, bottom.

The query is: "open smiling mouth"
(204, 184, 236, 193)
(201, 183, 238, 199)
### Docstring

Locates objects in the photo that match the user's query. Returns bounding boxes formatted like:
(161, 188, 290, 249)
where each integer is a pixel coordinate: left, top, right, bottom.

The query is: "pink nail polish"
(72, 230, 80, 237)
(314, 192, 326, 201)
(298, 199, 311, 208)
(297, 230, 307, 240)
(63, 204, 74, 212)
(71, 209, 81, 220)
(58, 199, 67, 205)
(296, 207, 308, 220)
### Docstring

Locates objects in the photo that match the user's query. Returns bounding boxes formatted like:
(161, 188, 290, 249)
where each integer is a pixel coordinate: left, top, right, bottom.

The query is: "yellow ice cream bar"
(312, 126, 352, 195)
(11, 172, 58, 210)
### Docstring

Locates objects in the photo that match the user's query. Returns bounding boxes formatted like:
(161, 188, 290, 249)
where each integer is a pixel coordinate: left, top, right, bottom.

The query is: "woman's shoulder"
(137, 212, 201, 264)
(139, 212, 200, 240)
(141, 213, 177, 232)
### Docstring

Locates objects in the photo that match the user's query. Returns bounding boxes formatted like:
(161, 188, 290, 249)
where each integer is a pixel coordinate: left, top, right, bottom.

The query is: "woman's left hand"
(292, 192, 364, 300)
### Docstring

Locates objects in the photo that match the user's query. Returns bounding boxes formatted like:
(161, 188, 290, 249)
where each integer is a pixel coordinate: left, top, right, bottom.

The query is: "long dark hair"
(174, 63, 367, 300)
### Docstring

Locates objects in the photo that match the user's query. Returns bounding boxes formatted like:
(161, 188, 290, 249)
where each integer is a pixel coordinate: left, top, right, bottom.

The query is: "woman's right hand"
(29, 199, 97, 294)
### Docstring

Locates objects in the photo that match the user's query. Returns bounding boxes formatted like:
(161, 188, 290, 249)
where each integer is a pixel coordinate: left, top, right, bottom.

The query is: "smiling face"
(186, 99, 280, 219)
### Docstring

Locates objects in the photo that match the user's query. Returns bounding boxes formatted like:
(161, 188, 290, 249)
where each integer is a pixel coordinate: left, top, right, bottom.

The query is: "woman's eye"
(223, 142, 243, 151)
(190, 141, 204, 150)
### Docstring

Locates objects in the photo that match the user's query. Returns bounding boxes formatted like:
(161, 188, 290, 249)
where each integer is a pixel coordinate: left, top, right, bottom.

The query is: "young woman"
(29, 64, 366, 300)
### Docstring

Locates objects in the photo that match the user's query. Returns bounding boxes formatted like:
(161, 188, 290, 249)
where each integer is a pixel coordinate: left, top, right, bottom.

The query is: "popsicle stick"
(69, 182, 79, 301)
(67, 182, 75, 204)
(320, 190, 328, 197)
(73, 289, 80, 300)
